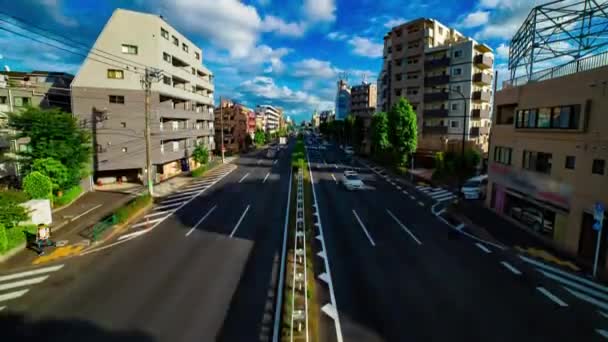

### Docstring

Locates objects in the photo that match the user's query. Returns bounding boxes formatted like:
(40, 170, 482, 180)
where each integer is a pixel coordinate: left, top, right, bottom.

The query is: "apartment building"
(72, 9, 215, 183)
(488, 53, 608, 271)
(255, 104, 282, 133)
(378, 18, 494, 155)
(350, 82, 377, 154)
(335, 79, 350, 120)
(255, 113, 266, 132)
(0, 71, 73, 180)
(215, 99, 254, 153)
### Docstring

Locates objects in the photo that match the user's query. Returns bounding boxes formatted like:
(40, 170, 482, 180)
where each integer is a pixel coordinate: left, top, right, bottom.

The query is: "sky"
(0, 0, 548, 122)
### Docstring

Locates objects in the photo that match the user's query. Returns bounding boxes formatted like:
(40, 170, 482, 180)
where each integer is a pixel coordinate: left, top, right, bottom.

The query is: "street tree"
(387, 97, 418, 165)
(192, 144, 209, 165)
(371, 112, 391, 153)
(9, 107, 92, 187)
(32, 157, 70, 194)
(254, 129, 266, 145)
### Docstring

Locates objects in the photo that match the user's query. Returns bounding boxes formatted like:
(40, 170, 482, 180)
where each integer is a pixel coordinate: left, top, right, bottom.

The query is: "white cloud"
(39, 0, 78, 27)
(262, 16, 307, 37)
(384, 17, 408, 28)
(460, 11, 489, 28)
(292, 59, 338, 79)
(327, 31, 348, 41)
(304, 0, 336, 22)
(348, 36, 383, 58)
(204, 44, 291, 75)
(495, 43, 510, 59)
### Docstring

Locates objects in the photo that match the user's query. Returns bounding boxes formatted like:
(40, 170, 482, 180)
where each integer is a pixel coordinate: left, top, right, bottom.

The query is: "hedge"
(291, 138, 306, 169)
(53, 185, 83, 208)
(114, 194, 152, 224)
(192, 159, 220, 178)
(0, 224, 37, 255)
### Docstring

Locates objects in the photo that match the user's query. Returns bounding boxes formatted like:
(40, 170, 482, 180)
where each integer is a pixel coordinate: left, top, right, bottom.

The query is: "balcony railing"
(424, 57, 450, 69)
(472, 90, 492, 102)
(473, 72, 492, 85)
(424, 92, 449, 102)
(471, 108, 490, 119)
(470, 126, 490, 137)
(474, 54, 493, 69)
(423, 108, 449, 118)
(424, 75, 450, 86)
(424, 126, 448, 134)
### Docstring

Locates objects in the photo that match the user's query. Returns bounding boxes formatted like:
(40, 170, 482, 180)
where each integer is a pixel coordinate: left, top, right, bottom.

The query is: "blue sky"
(0, 0, 542, 122)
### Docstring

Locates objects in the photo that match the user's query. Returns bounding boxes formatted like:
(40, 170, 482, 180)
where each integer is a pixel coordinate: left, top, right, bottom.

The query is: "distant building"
(311, 110, 320, 129)
(214, 99, 253, 153)
(0, 71, 74, 181)
(72, 9, 215, 183)
(255, 114, 266, 132)
(256, 104, 282, 133)
(319, 110, 335, 124)
(335, 79, 350, 120)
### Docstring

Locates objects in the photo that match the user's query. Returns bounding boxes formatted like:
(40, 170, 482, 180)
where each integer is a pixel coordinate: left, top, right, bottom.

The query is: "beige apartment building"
(214, 99, 254, 154)
(378, 18, 494, 158)
(488, 55, 608, 270)
(72, 9, 215, 184)
(350, 82, 377, 154)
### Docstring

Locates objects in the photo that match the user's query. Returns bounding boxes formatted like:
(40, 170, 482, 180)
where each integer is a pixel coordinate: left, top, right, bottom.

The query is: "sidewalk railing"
(92, 215, 117, 242)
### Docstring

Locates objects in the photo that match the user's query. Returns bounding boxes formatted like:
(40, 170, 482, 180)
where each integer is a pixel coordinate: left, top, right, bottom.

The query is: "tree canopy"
(387, 97, 418, 165)
(371, 112, 391, 153)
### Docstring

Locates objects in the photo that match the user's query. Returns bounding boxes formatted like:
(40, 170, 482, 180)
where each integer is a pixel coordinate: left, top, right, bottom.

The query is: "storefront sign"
(489, 163, 572, 209)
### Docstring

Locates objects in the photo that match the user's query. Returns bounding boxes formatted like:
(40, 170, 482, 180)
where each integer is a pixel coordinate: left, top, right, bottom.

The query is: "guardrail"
(92, 214, 117, 241)
(290, 167, 309, 341)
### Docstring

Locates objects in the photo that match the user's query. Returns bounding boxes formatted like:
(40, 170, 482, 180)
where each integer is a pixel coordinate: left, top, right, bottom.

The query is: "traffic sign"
(594, 201, 605, 231)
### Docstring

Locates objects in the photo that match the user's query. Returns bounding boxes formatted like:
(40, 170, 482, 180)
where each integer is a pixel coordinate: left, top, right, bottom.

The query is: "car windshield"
(345, 175, 360, 181)
(463, 180, 480, 187)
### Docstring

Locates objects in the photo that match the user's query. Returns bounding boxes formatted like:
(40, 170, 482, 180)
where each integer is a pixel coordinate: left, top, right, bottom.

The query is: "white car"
(460, 175, 488, 200)
(343, 172, 363, 190)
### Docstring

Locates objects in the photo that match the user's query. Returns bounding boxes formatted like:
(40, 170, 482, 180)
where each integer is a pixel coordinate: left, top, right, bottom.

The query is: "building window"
(406, 87, 419, 95)
(592, 159, 605, 175)
(172, 141, 179, 151)
(14, 97, 30, 107)
(523, 150, 552, 174)
(195, 52, 200, 60)
(395, 88, 402, 96)
(453, 50, 463, 58)
(407, 73, 418, 79)
(121, 44, 138, 55)
(516, 105, 580, 129)
(0, 96, 6, 104)
(163, 76, 171, 85)
(172, 35, 179, 46)
(121, 147, 128, 153)
(452, 68, 462, 76)
(163, 52, 171, 63)
(494, 146, 513, 165)
(161, 28, 169, 39)
(182, 43, 189, 53)
(565, 155, 576, 170)
(396, 59, 402, 66)
(438, 27, 443, 35)
(191, 67, 195, 75)
(407, 58, 418, 64)
(451, 103, 459, 111)
(451, 120, 459, 128)
(121, 122, 127, 128)
(109, 95, 125, 104)
(452, 85, 462, 93)
(107, 69, 124, 79)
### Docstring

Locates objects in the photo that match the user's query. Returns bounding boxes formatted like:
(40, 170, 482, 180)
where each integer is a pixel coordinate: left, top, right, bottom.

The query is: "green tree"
(254, 129, 266, 145)
(192, 145, 209, 165)
(371, 112, 391, 153)
(22, 171, 53, 200)
(352, 116, 364, 152)
(387, 97, 418, 165)
(344, 115, 355, 145)
(0, 190, 29, 229)
(9, 107, 92, 187)
(32, 157, 70, 194)
(265, 131, 272, 144)
(319, 122, 329, 136)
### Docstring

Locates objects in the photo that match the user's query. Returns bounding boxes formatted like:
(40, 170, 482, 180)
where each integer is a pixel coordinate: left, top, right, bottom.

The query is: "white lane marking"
(118, 229, 149, 241)
(352, 210, 376, 247)
(144, 210, 173, 218)
(0, 306, 5, 311)
(273, 159, 278, 165)
(501, 261, 522, 275)
(161, 197, 190, 205)
(537, 287, 568, 307)
(70, 204, 103, 222)
(153, 202, 183, 211)
(542, 269, 608, 301)
(131, 217, 165, 228)
(596, 330, 608, 339)
(333, 164, 338, 169)
(331, 174, 337, 184)
(562, 286, 608, 311)
(402, 190, 409, 195)
(396, 185, 402, 190)
(167, 191, 196, 200)
(599, 310, 608, 319)
(386, 209, 422, 245)
(520, 255, 608, 293)
(475, 243, 491, 254)
(186, 205, 217, 237)
(433, 193, 455, 201)
(257, 159, 262, 165)
(0, 264, 64, 283)
(229, 205, 251, 238)
(238, 173, 250, 183)
(409, 195, 416, 200)
(0, 289, 29, 302)
(436, 195, 457, 203)
(417, 201, 425, 207)
(272, 170, 292, 342)
(263, 172, 270, 183)
(171, 188, 202, 195)
(0, 275, 49, 291)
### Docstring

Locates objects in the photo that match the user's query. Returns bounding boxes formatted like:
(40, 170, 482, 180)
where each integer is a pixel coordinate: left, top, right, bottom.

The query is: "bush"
(1, 224, 36, 255)
(32, 157, 70, 193)
(53, 185, 83, 207)
(23, 171, 53, 199)
(114, 194, 152, 224)
(192, 145, 209, 165)
(291, 138, 306, 169)
(0, 224, 7, 252)
(0, 190, 30, 228)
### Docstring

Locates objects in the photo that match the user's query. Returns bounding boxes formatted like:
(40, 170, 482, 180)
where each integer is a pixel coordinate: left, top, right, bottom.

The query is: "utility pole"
(142, 67, 162, 196)
(220, 96, 225, 163)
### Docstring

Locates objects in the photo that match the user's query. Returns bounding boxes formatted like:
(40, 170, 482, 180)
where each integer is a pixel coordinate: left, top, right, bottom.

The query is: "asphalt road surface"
(0, 143, 293, 342)
(307, 142, 605, 342)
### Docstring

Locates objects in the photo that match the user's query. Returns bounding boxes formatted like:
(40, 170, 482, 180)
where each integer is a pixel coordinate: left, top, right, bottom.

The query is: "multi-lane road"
(1, 137, 606, 341)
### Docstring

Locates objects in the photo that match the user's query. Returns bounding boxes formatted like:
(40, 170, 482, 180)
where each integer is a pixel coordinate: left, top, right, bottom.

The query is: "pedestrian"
(36, 223, 55, 256)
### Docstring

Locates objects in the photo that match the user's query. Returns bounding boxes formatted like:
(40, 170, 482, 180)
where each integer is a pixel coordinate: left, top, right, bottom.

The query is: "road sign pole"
(593, 224, 603, 278)
(593, 201, 605, 278)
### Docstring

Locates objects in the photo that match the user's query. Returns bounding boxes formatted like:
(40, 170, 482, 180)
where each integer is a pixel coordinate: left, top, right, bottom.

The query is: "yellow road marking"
(32, 245, 84, 265)
(515, 246, 581, 272)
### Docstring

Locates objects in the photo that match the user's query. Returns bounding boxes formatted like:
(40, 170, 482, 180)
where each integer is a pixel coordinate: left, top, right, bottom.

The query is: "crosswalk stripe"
(0, 275, 49, 292)
(164, 193, 193, 202)
(430, 189, 451, 197)
(144, 210, 173, 218)
(437, 195, 457, 203)
(433, 193, 456, 201)
(154, 202, 183, 211)
(0, 264, 64, 283)
(131, 217, 164, 228)
(0, 289, 29, 302)
(160, 197, 188, 205)
(563, 287, 608, 311)
(521, 255, 608, 294)
(540, 270, 608, 301)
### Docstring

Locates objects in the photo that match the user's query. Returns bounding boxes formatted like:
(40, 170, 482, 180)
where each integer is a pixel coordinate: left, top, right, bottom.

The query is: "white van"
(460, 175, 488, 200)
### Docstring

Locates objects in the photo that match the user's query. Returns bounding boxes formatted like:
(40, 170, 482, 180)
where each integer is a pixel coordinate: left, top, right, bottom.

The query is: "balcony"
(473, 72, 492, 85)
(472, 90, 492, 102)
(424, 57, 450, 69)
(471, 108, 491, 119)
(470, 126, 490, 137)
(197, 78, 214, 92)
(424, 92, 449, 102)
(424, 126, 448, 134)
(424, 75, 450, 87)
(423, 108, 449, 118)
(474, 54, 493, 69)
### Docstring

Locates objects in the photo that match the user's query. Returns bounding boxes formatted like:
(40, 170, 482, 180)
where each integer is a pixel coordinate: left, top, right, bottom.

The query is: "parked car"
(344, 146, 354, 156)
(460, 175, 488, 200)
(342, 171, 363, 190)
(511, 206, 553, 233)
